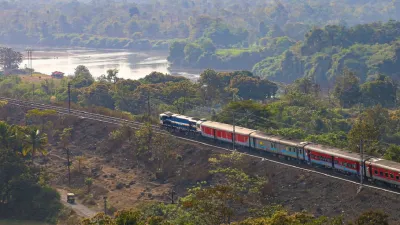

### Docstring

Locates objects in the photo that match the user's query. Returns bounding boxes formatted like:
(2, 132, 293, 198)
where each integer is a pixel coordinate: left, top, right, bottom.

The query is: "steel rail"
(3, 97, 400, 196)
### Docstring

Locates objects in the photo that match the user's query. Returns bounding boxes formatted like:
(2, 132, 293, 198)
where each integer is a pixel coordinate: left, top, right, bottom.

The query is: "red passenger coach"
(305, 144, 361, 175)
(200, 121, 256, 147)
(201, 125, 215, 138)
(366, 158, 400, 187)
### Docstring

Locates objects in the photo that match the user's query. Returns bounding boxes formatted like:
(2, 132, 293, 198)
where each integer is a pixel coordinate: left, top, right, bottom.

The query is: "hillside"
(253, 20, 400, 86)
(2, 98, 400, 224)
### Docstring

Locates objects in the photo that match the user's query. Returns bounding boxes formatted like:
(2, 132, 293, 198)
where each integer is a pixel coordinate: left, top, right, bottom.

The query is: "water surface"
(20, 48, 202, 80)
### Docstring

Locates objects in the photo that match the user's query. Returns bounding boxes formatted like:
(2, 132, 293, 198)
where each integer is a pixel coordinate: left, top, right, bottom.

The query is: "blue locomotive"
(159, 111, 201, 132)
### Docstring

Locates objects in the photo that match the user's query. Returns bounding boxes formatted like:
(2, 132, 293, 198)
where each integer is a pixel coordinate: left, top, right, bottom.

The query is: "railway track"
(3, 96, 400, 196)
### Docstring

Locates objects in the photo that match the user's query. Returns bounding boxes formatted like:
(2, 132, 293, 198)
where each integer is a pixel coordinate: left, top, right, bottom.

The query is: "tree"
(230, 75, 278, 100)
(85, 177, 93, 193)
(81, 82, 115, 109)
(71, 65, 94, 88)
(81, 213, 115, 225)
(22, 127, 48, 162)
(290, 77, 320, 96)
(75, 156, 85, 173)
(360, 75, 397, 107)
(0, 121, 13, 149)
(129, 6, 140, 17)
(142, 72, 187, 84)
(180, 184, 240, 224)
(26, 109, 57, 131)
(333, 70, 361, 108)
(198, 69, 224, 103)
(60, 128, 72, 184)
(352, 210, 389, 225)
(162, 80, 198, 114)
(125, 19, 141, 37)
(216, 100, 271, 129)
(347, 105, 389, 153)
(383, 145, 400, 162)
(0, 147, 61, 222)
(106, 69, 119, 84)
(184, 43, 203, 64)
(167, 41, 187, 64)
(0, 47, 23, 71)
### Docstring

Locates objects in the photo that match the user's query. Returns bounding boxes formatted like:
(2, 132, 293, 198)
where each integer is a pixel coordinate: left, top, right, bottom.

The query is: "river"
(20, 47, 203, 80)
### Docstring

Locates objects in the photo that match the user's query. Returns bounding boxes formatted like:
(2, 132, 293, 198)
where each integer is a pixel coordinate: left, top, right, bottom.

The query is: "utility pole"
(232, 111, 235, 151)
(32, 84, 35, 100)
(26, 48, 33, 77)
(68, 82, 71, 113)
(232, 91, 236, 151)
(147, 94, 151, 121)
(103, 196, 107, 215)
(171, 188, 176, 204)
(358, 100, 364, 194)
(66, 148, 71, 186)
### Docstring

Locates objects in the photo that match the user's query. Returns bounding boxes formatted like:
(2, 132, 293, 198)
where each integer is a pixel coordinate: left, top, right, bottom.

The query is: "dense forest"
(1, 0, 400, 49)
(252, 21, 400, 85)
(2, 0, 400, 84)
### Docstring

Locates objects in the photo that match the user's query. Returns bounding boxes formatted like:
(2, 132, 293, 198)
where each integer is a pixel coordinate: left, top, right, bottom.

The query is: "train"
(159, 111, 400, 188)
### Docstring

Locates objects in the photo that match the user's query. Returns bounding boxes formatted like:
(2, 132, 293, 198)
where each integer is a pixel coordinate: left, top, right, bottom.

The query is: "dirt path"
(57, 188, 97, 218)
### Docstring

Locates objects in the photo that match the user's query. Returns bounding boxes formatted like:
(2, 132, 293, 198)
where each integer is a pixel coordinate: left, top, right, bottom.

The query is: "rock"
(129, 181, 136, 186)
(116, 183, 124, 190)
(103, 174, 108, 178)
(110, 173, 117, 178)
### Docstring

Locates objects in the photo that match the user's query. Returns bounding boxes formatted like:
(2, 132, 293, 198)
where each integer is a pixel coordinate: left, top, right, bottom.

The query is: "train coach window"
(380, 172, 384, 176)
(385, 172, 389, 177)
(390, 174, 394, 179)
(397, 176, 399, 180)
(374, 170, 378, 175)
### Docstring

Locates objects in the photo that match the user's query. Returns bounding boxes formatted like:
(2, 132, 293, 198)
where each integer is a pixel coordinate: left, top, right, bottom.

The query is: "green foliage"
(347, 105, 389, 154)
(333, 70, 361, 108)
(0, 122, 61, 223)
(80, 82, 115, 109)
(383, 145, 400, 162)
(360, 75, 397, 107)
(230, 75, 278, 100)
(352, 210, 389, 225)
(71, 65, 94, 89)
(267, 128, 307, 140)
(60, 128, 72, 149)
(198, 69, 277, 105)
(140, 72, 188, 84)
(305, 132, 348, 149)
(216, 100, 271, 130)
(22, 127, 48, 162)
(85, 178, 93, 193)
(0, 47, 23, 71)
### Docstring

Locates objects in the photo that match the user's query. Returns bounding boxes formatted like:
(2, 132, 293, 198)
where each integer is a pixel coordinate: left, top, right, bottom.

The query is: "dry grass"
(20, 73, 65, 86)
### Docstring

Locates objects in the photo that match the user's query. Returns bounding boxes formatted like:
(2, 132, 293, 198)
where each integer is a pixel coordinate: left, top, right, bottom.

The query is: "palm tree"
(10, 125, 27, 155)
(76, 155, 85, 173)
(22, 127, 48, 162)
(85, 177, 93, 193)
(0, 121, 12, 149)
